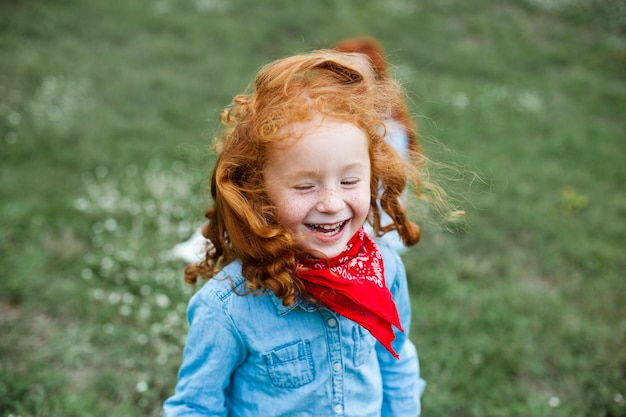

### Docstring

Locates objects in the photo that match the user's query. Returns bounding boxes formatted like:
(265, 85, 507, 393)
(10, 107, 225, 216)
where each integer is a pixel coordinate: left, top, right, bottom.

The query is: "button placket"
(321, 310, 344, 416)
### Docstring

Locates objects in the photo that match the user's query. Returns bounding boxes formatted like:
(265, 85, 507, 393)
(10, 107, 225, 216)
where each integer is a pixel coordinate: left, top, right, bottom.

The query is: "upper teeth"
(310, 222, 343, 230)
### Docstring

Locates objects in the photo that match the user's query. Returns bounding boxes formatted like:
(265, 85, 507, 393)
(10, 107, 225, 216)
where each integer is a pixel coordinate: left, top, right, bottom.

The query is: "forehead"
(264, 117, 370, 177)
(276, 114, 367, 147)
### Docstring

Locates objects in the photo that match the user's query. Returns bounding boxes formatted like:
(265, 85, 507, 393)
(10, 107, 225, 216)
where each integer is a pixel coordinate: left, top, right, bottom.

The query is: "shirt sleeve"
(163, 288, 246, 417)
(377, 247, 426, 417)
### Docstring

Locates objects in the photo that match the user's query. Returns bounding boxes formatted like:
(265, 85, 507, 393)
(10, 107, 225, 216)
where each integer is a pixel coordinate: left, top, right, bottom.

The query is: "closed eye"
(341, 178, 362, 186)
(293, 184, 315, 191)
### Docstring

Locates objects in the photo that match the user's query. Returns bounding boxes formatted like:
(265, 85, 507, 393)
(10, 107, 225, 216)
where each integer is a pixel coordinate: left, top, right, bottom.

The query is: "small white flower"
(81, 268, 94, 280)
(135, 380, 149, 393)
(138, 305, 152, 320)
(91, 288, 105, 300)
(104, 218, 118, 232)
(107, 291, 121, 304)
(119, 305, 132, 316)
(548, 396, 560, 407)
(122, 292, 135, 305)
(151, 323, 163, 334)
(155, 294, 171, 308)
(74, 197, 90, 211)
(517, 90, 543, 112)
(101, 256, 115, 270)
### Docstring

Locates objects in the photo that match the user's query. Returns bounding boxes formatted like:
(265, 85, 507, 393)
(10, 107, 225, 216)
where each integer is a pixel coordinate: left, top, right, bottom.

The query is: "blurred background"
(1, 0, 625, 415)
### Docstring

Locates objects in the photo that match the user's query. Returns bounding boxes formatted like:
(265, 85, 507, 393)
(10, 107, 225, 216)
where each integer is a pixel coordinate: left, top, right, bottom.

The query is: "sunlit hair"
(185, 50, 447, 305)
(333, 36, 420, 156)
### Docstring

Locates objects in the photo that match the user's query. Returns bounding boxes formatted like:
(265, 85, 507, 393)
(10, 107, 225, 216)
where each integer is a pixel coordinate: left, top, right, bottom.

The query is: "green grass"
(1, 0, 625, 415)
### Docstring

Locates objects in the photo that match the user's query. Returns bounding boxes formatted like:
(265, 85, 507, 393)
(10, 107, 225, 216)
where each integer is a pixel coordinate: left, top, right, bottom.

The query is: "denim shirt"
(163, 242, 426, 417)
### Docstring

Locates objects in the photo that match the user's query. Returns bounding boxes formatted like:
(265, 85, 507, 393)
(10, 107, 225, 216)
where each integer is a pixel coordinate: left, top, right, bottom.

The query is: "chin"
(317, 248, 344, 259)
(308, 238, 353, 259)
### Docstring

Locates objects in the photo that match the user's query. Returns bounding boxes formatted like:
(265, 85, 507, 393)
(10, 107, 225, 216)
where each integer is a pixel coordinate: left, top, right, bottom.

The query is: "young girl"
(164, 50, 436, 416)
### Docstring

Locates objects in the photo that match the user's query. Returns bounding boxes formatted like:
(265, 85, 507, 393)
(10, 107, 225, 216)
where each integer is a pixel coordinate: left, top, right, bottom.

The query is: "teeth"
(307, 221, 345, 233)
(317, 223, 341, 230)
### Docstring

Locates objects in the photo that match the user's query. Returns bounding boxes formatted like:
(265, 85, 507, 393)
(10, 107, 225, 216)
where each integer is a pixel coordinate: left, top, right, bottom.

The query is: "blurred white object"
(371, 119, 409, 254)
(170, 228, 209, 263)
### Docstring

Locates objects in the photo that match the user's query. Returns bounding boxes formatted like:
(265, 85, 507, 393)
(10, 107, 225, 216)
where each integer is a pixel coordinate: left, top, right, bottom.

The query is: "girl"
(164, 50, 436, 416)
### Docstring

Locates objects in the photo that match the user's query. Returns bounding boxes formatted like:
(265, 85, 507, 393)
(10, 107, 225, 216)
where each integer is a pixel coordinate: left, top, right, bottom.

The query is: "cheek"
(275, 196, 310, 226)
(350, 189, 372, 218)
(266, 186, 298, 224)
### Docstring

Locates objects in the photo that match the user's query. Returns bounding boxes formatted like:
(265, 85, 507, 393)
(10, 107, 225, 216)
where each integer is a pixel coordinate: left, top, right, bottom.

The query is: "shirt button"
(333, 362, 342, 372)
(327, 318, 337, 327)
(334, 404, 343, 414)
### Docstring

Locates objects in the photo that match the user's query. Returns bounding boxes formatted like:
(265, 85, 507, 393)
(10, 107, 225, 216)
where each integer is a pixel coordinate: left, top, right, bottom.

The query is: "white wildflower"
(135, 380, 149, 393)
(548, 396, 560, 407)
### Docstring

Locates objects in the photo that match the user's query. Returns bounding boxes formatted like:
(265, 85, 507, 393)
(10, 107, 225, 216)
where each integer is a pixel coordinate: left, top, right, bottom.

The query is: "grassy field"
(1, 0, 625, 415)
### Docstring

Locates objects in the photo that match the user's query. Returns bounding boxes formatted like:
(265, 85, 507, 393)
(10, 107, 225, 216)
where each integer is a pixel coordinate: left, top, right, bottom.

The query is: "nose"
(316, 187, 345, 213)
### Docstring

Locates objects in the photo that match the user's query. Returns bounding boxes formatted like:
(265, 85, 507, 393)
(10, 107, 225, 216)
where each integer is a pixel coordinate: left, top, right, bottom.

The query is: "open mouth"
(305, 220, 348, 236)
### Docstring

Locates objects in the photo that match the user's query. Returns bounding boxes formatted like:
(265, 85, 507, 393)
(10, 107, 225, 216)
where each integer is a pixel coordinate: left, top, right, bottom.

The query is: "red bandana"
(295, 227, 404, 358)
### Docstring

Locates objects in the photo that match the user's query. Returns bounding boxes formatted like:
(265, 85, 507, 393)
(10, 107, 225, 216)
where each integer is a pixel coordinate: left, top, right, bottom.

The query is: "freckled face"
(264, 117, 371, 258)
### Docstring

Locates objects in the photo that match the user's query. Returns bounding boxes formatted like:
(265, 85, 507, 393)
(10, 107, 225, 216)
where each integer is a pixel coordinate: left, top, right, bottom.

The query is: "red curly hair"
(185, 50, 424, 306)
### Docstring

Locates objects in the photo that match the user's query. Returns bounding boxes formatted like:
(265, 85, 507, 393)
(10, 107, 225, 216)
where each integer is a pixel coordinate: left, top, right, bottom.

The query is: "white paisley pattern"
(302, 229, 384, 287)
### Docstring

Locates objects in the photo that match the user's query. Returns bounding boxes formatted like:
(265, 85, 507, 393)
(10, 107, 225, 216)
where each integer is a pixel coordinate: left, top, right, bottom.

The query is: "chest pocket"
(352, 325, 376, 367)
(264, 340, 315, 388)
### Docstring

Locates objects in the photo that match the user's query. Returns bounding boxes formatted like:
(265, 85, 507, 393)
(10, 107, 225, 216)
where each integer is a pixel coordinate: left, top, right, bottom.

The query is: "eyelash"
(293, 184, 315, 191)
(341, 178, 360, 186)
(293, 179, 361, 191)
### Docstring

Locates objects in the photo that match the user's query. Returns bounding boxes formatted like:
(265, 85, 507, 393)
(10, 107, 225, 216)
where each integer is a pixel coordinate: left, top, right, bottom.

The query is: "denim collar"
(223, 260, 320, 316)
